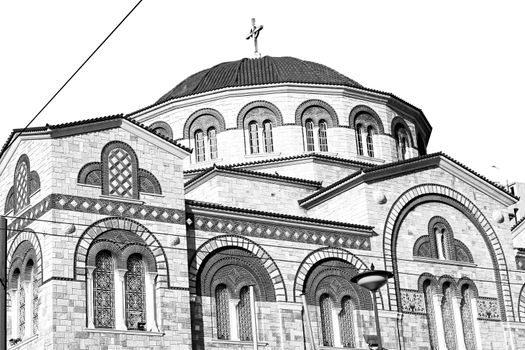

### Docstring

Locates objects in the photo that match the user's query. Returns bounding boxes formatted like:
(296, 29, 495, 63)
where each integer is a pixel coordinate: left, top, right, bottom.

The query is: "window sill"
(211, 339, 268, 346)
(9, 334, 38, 349)
(98, 195, 145, 205)
(413, 256, 477, 267)
(84, 328, 164, 336)
(244, 152, 281, 159)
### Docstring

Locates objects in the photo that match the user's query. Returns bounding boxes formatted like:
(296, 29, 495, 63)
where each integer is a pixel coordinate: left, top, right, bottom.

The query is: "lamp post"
(350, 264, 393, 350)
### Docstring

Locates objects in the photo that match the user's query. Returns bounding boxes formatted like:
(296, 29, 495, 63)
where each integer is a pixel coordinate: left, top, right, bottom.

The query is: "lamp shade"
(350, 270, 394, 292)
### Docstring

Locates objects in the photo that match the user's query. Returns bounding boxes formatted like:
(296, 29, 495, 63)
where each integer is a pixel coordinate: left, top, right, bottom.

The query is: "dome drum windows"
(296, 101, 338, 153)
(349, 106, 384, 159)
(392, 118, 414, 161)
(238, 102, 282, 156)
(185, 108, 226, 163)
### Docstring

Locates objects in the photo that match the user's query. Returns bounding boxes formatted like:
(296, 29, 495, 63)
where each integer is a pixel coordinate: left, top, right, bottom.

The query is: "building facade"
(2, 56, 525, 349)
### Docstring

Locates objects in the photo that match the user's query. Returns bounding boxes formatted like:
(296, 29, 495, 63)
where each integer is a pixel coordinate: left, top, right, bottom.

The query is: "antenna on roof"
(246, 18, 263, 58)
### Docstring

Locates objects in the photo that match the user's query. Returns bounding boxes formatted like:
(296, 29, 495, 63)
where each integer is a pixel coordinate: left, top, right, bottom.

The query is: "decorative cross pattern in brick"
(477, 297, 501, 321)
(190, 215, 371, 250)
(108, 148, 134, 197)
(15, 160, 29, 212)
(400, 289, 426, 314)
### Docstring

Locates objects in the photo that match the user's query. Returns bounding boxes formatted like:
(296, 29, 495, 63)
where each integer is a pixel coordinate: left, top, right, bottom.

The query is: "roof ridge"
(185, 199, 374, 231)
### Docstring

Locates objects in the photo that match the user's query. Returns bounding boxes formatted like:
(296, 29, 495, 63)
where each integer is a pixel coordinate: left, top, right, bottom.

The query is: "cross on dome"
(246, 18, 263, 58)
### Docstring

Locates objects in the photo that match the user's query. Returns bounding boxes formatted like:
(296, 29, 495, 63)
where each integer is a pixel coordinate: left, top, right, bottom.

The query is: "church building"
(2, 55, 525, 349)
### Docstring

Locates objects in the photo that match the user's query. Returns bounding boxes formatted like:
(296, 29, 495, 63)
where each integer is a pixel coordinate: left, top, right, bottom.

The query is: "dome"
(157, 56, 363, 103)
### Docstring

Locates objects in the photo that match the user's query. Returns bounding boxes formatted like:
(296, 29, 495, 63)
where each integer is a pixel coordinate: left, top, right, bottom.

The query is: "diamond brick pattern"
(15, 160, 29, 213)
(191, 215, 370, 250)
(108, 148, 134, 197)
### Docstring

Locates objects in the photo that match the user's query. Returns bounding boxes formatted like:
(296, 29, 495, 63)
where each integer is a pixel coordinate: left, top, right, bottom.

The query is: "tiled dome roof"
(156, 56, 363, 103)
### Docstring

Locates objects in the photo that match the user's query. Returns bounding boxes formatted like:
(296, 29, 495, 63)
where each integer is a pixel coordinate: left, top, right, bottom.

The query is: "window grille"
(441, 284, 457, 349)
(356, 124, 364, 156)
(318, 120, 328, 152)
(249, 122, 259, 154)
(339, 296, 355, 348)
(108, 148, 134, 197)
(305, 120, 315, 151)
(215, 285, 230, 340)
(460, 287, 477, 350)
(417, 241, 433, 258)
(15, 159, 29, 213)
(125, 254, 146, 330)
(19, 281, 25, 338)
(423, 282, 438, 350)
(208, 127, 218, 160)
(366, 126, 375, 157)
(195, 130, 206, 162)
(238, 287, 252, 341)
(32, 269, 38, 334)
(94, 251, 114, 328)
(263, 121, 274, 153)
(320, 294, 334, 346)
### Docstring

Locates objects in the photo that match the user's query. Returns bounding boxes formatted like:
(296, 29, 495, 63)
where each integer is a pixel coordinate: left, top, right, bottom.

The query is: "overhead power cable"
(4, 0, 144, 152)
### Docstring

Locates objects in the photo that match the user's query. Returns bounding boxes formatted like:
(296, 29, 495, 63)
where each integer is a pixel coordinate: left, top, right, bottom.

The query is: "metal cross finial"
(246, 18, 263, 58)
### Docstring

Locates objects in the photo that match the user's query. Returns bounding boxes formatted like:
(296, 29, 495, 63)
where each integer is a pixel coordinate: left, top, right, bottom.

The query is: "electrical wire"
(4, 0, 144, 152)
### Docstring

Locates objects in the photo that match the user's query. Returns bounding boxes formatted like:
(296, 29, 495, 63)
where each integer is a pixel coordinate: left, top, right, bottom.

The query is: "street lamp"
(350, 264, 393, 350)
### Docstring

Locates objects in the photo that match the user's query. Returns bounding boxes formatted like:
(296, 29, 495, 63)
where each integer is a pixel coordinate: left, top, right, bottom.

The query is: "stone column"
(471, 298, 483, 350)
(249, 286, 258, 350)
(22, 280, 32, 338)
(452, 296, 466, 350)
(432, 294, 447, 349)
(115, 269, 127, 330)
(331, 306, 342, 348)
(86, 267, 95, 328)
(8, 288, 18, 339)
(229, 299, 240, 340)
(146, 272, 158, 332)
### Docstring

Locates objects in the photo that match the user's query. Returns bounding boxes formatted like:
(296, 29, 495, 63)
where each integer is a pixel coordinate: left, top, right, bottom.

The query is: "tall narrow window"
(460, 286, 477, 350)
(18, 275, 25, 338)
(31, 266, 38, 334)
(441, 283, 457, 349)
(400, 137, 407, 160)
(366, 126, 375, 157)
(215, 284, 230, 340)
(356, 124, 364, 156)
(423, 281, 438, 350)
(195, 130, 206, 162)
(263, 120, 274, 153)
(339, 296, 355, 348)
(208, 127, 218, 160)
(14, 157, 30, 213)
(249, 122, 259, 154)
(305, 119, 315, 151)
(320, 294, 334, 346)
(318, 120, 328, 152)
(108, 148, 134, 198)
(94, 251, 114, 328)
(125, 254, 146, 330)
(238, 287, 252, 341)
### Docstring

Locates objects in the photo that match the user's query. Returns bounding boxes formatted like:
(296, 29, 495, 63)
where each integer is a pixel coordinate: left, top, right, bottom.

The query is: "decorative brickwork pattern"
(477, 297, 501, 321)
(400, 289, 426, 314)
(348, 105, 385, 133)
(189, 214, 371, 251)
(382, 184, 513, 321)
(184, 108, 226, 139)
(7, 230, 42, 286)
(188, 235, 287, 301)
(237, 100, 283, 129)
(74, 217, 170, 288)
(101, 141, 140, 199)
(295, 99, 339, 127)
(149, 121, 173, 139)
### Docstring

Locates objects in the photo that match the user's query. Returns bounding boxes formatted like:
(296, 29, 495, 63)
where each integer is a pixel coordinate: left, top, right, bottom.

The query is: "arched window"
(320, 294, 334, 346)
(31, 266, 38, 334)
(339, 296, 356, 348)
(94, 251, 114, 328)
(423, 281, 438, 350)
(356, 124, 364, 156)
(195, 130, 206, 162)
(14, 156, 30, 213)
(460, 285, 476, 350)
(395, 125, 409, 161)
(107, 147, 134, 198)
(125, 254, 146, 330)
(249, 122, 259, 154)
(263, 120, 274, 153)
(18, 273, 25, 338)
(441, 283, 457, 349)
(208, 127, 218, 160)
(215, 284, 230, 340)
(366, 126, 375, 157)
(318, 120, 328, 152)
(238, 286, 252, 341)
(305, 119, 315, 152)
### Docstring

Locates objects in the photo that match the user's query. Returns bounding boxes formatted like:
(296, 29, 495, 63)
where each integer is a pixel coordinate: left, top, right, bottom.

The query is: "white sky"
(1, 1, 524, 184)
